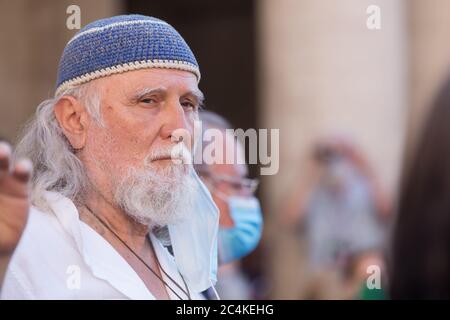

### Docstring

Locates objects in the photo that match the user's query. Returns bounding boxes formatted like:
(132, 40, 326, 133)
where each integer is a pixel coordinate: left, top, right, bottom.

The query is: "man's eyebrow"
(130, 87, 167, 100)
(183, 89, 205, 105)
(129, 87, 205, 105)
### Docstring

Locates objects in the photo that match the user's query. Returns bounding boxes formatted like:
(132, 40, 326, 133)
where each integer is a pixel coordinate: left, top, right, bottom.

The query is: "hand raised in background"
(0, 142, 32, 257)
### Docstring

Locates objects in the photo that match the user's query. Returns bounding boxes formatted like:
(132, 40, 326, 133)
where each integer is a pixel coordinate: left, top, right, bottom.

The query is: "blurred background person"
(390, 75, 450, 299)
(281, 136, 390, 299)
(195, 110, 263, 300)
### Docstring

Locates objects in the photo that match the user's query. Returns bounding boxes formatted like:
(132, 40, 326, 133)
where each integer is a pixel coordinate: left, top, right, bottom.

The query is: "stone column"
(257, 0, 408, 298)
(0, 0, 121, 142)
(407, 0, 450, 150)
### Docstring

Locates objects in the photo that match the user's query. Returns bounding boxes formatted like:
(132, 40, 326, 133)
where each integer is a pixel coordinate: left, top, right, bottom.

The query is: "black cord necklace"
(84, 205, 191, 300)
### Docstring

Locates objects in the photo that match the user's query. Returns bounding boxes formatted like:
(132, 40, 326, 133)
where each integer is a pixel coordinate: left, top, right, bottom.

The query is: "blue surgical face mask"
(217, 195, 263, 264)
(168, 166, 220, 294)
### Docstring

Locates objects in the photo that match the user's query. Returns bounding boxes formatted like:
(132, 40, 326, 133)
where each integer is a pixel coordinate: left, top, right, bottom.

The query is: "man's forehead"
(94, 69, 200, 100)
(208, 131, 248, 177)
(211, 161, 248, 178)
(109, 68, 198, 88)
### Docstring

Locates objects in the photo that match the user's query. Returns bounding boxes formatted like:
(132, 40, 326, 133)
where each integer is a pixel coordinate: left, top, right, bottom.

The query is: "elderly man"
(0, 15, 219, 300)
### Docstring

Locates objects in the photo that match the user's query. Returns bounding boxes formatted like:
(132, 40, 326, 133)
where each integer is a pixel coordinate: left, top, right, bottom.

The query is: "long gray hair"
(15, 83, 101, 210)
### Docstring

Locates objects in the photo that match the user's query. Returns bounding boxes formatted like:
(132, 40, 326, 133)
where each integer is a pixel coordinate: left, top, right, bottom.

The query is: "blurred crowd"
(203, 73, 450, 300)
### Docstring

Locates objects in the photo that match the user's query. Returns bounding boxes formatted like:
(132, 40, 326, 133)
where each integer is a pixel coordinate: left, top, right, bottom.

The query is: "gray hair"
(15, 83, 101, 211)
(194, 110, 234, 173)
(199, 110, 232, 132)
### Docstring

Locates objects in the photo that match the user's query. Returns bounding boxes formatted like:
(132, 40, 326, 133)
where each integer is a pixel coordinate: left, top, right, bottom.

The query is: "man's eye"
(140, 97, 158, 104)
(231, 182, 242, 190)
(181, 101, 198, 111)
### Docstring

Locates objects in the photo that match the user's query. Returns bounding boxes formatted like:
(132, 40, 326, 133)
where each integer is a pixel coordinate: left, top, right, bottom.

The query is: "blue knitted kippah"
(55, 14, 200, 95)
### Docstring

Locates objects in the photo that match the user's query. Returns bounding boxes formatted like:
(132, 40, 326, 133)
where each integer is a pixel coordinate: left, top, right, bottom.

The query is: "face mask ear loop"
(210, 281, 221, 300)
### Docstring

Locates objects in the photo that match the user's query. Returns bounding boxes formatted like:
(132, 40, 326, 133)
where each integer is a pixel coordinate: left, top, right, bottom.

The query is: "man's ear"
(54, 96, 90, 150)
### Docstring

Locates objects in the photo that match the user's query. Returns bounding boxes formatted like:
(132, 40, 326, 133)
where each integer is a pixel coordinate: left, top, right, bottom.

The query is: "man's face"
(81, 68, 202, 226)
(90, 68, 200, 172)
(209, 161, 248, 227)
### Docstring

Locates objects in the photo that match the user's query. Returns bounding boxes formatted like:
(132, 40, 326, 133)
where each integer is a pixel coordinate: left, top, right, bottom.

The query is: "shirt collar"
(42, 191, 184, 300)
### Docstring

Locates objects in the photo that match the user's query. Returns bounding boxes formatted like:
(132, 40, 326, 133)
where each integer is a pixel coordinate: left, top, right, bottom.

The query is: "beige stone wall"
(407, 0, 450, 150)
(0, 0, 121, 142)
(257, 0, 408, 298)
(258, 0, 450, 299)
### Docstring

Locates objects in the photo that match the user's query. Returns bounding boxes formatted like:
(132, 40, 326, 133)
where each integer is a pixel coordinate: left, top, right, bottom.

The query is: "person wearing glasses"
(195, 110, 263, 299)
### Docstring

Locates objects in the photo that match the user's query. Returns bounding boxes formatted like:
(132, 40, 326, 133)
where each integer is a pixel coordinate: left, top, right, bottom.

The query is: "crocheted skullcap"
(55, 14, 200, 95)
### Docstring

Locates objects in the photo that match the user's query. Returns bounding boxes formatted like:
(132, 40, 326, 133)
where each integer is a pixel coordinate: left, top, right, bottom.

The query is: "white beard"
(114, 146, 197, 227)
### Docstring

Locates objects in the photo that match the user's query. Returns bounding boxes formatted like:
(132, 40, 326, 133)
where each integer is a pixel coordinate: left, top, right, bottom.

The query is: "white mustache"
(145, 144, 193, 165)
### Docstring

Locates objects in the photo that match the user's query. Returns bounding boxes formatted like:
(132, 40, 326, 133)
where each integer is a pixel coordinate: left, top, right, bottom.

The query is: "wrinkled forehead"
(94, 68, 201, 98)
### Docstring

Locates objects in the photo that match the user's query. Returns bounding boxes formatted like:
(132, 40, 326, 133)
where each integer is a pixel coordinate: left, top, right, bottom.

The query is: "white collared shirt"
(0, 192, 204, 300)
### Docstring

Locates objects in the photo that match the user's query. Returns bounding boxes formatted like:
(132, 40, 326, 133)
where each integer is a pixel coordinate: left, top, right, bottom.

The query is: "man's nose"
(160, 100, 189, 141)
